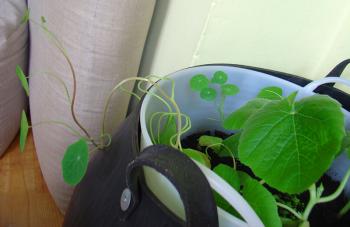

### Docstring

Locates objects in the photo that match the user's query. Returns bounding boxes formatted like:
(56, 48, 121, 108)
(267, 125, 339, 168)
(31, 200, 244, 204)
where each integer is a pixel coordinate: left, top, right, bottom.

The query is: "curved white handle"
(196, 163, 264, 227)
(302, 77, 350, 93)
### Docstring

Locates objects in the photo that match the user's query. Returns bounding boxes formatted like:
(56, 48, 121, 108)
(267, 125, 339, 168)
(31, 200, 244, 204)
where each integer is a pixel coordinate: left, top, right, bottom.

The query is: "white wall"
(140, 0, 350, 83)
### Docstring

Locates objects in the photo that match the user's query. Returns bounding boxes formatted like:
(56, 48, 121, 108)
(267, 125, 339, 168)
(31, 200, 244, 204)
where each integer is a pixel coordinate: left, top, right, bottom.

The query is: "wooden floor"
(0, 132, 64, 227)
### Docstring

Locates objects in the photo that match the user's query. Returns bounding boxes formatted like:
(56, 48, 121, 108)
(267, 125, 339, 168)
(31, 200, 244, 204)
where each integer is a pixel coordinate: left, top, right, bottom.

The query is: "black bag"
(63, 60, 350, 227)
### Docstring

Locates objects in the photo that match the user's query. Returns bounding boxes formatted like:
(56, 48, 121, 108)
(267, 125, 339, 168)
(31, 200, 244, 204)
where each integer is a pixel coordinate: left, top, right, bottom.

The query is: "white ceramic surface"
(140, 65, 350, 227)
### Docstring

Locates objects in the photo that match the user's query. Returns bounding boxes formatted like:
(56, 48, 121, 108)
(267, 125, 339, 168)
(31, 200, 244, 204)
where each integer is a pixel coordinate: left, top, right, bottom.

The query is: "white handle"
(196, 162, 264, 227)
(302, 77, 350, 93)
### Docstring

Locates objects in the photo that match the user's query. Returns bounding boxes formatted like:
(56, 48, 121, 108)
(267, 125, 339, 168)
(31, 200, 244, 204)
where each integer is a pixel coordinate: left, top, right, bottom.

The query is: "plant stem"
(302, 184, 317, 220)
(277, 202, 303, 220)
(31, 20, 98, 148)
(218, 94, 226, 121)
(102, 77, 183, 149)
(338, 200, 350, 218)
(29, 71, 71, 102)
(30, 120, 85, 139)
(318, 167, 350, 203)
(302, 166, 350, 220)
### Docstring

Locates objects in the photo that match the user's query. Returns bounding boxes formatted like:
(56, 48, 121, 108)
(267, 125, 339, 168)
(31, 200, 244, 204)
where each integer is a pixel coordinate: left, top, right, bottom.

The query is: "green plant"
(16, 10, 185, 186)
(185, 73, 350, 226)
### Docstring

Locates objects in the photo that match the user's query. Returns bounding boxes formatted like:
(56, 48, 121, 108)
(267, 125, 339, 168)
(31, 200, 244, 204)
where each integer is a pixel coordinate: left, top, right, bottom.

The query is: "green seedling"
(190, 71, 239, 120)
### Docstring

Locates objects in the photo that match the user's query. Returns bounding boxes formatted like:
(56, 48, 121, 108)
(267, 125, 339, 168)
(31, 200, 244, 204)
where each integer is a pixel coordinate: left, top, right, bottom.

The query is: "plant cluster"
(152, 70, 350, 226)
(16, 10, 350, 227)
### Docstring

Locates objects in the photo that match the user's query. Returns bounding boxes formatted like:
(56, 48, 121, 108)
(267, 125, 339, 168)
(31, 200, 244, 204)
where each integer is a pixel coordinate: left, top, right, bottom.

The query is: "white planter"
(140, 65, 350, 227)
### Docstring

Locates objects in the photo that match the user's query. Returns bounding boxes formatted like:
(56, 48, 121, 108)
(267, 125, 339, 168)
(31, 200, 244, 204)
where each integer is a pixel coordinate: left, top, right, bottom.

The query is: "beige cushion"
(28, 0, 155, 212)
(0, 0, 28, 156)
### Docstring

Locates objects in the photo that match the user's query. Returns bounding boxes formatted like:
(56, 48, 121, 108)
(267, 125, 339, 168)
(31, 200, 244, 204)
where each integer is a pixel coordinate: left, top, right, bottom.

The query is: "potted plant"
(17, 12, 350, 227)
(139, 65, 350, 226)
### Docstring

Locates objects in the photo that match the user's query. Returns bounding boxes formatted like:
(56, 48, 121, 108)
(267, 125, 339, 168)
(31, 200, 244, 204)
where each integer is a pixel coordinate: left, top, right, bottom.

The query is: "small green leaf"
(257, 86, 283, 100)
(16, 65, 29, 96)
(190, 74, 209, 91)
(220, 133, 241, 157)
(221, 84, 239, 96)
(20, 110, 29, 152)
(239, 94, 345, 193)
(183, 148, 211, 168)
(198, 135, 222, 152)
(223, 98, 270, 130)
(211, 71, 228, 84)
(62, 139, 89, 186)
(213, 165, 241, 216)
(239, 172, 282, 227)
(157, 115, 177, 145)
(21, 8, 30, 24)
(341, 131, 350, 158)
(200, 87, 217, 101)
(41, 16, 46, 23)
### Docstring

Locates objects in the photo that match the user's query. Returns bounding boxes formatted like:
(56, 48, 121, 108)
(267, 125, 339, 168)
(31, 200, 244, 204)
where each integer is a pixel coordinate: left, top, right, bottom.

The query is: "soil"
(181, 131, 350, 227)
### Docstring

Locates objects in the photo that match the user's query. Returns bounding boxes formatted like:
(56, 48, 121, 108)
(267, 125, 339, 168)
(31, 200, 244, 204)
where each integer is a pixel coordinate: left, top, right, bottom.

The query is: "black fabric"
(126, 145, 218, 227)
(63, 102, 219, 227)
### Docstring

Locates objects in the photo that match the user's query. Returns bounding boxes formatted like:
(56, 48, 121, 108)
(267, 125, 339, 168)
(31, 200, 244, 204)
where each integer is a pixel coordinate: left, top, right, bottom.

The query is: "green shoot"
(20, 110, 29, 152)
(16, 65, 29, 96)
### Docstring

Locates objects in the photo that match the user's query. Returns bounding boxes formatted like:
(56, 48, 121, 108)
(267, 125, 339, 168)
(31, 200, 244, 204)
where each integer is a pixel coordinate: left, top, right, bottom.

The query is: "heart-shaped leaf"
(183, 148, 211, 168)
(223, 98, 270, 130)
(257, 86, 283, 100)
(20, 110, 29, 152)
(16, 65, 29, 96)
(239, 94, 345, 193)
(239, 171, 282, 227)
(62, 139, 89, 186)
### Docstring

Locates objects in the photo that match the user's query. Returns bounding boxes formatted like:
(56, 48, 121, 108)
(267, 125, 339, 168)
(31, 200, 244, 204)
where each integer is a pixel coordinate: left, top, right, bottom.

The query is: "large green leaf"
(20, 110, 29, 152)
(239, 94, 345, 193)
(183, 148, 211, 168)
(157, 116, 177, 145)
(15, 65, 29, 96)
(62, 139, 89, 186)
(223, 98, 270, 130)
(213, 164, 241, 216)
(257, 86, 283, 100)
(239, 172, 282, 227)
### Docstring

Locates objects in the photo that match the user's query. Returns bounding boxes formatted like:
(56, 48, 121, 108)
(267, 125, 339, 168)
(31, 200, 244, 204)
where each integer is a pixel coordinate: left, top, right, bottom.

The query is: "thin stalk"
(31, 20, 98, 147)
(28, 71, 71, 102)
(30, 121, 85, 139)
(338, 200, 350, 218)
(302, 184, 317, 220)
(218, 94, 226, 121)
(318, 167, 350, 203)
(277, 202, 303, 220)
(102, 77, 183, 149)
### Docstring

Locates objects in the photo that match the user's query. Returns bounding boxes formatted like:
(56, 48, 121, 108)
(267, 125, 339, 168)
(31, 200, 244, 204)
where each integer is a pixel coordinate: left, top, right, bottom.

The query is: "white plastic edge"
(196, 162, 264, 227)
(302, 77, 350, 93)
